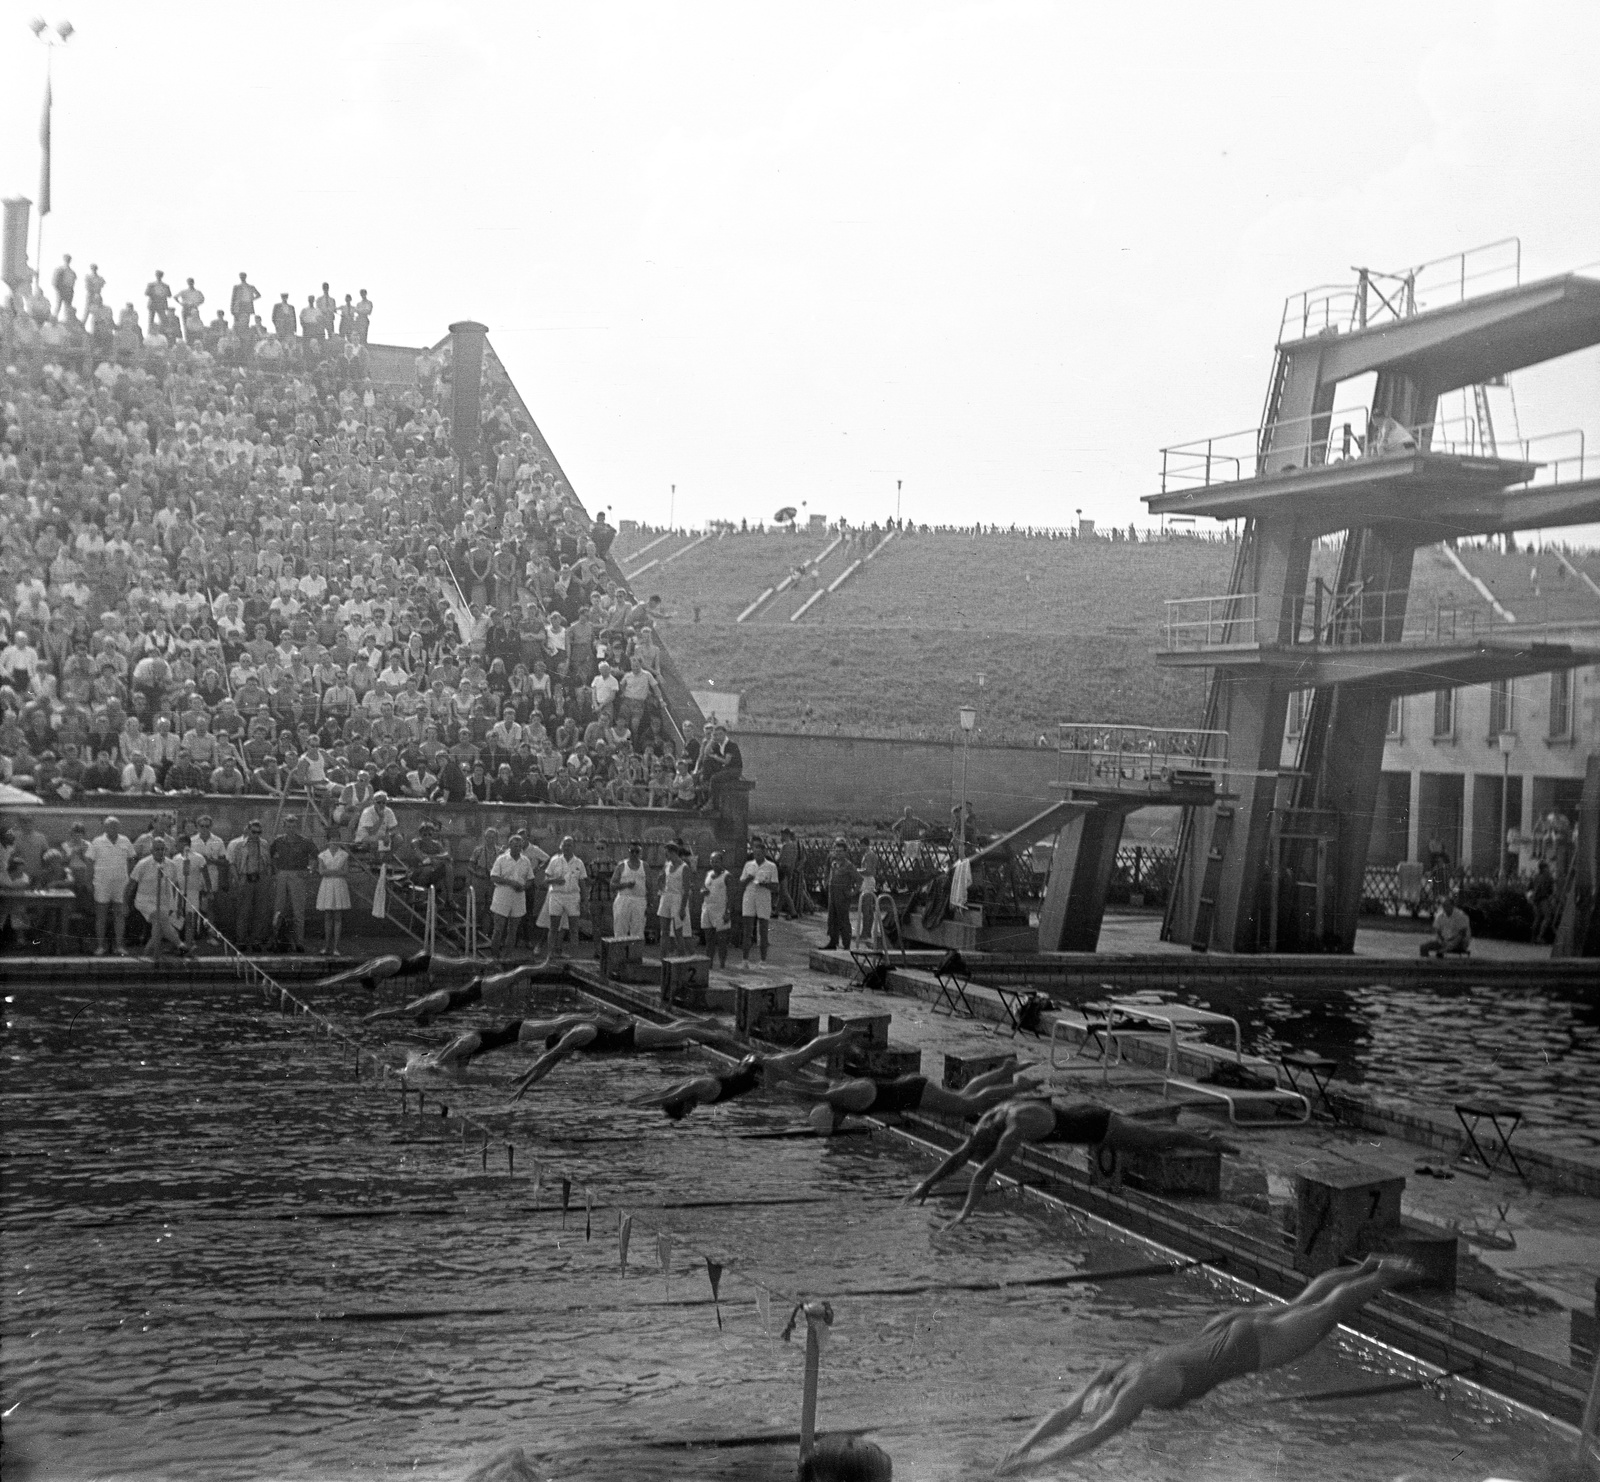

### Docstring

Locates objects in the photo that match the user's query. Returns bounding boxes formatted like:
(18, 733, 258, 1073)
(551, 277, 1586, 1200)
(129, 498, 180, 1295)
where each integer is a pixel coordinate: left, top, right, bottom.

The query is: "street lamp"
(1497, 730, 1517, 884)
(957, 705, 977, 857)
(30, 18, 73, 272)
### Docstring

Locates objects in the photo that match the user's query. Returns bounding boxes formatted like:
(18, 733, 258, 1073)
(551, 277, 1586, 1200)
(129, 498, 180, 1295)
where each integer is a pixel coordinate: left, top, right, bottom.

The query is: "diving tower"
(1146, 241, 1600, 953)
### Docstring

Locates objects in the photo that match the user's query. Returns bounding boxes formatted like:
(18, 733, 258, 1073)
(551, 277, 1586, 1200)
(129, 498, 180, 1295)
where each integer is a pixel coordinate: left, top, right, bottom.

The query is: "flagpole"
(30, 18, 73, 292)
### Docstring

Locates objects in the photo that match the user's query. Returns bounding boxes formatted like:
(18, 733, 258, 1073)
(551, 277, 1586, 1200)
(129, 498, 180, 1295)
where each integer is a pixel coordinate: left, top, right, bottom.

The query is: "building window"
(1386, 695, 1403, 740)
(1286, 689, 1307, 737)
(1432, 688, 1455, 740)
(1549, 669, 1573, 740)
(1488, 679, 1514, 739)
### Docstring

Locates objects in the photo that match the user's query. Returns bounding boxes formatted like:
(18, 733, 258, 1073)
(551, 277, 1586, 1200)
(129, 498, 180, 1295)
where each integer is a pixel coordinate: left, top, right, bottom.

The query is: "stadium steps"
(789, 531, 897, 622)
(738, 535, 844, 622)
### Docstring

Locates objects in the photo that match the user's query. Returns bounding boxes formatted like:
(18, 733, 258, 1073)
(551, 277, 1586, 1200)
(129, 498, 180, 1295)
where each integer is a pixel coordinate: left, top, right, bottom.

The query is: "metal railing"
(1055, 723, 1228, 791)
(1165, 581, 1598, 652)
(1278, 238, 1521, 344)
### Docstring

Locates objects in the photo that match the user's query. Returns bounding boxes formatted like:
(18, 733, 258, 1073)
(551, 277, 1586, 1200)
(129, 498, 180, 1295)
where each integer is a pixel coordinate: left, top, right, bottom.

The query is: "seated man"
(1420, 894, 1471, 957)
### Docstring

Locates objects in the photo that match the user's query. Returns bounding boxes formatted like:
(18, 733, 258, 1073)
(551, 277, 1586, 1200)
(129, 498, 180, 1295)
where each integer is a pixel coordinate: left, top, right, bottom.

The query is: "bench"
(0, 887, 78, 952)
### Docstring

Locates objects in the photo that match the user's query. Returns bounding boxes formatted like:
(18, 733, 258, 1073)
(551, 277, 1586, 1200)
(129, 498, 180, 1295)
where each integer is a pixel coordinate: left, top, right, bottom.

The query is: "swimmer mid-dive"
(994, 1256, 1419, 1472)
(806, 1056, 1043, 1135)
(657, 1027, 864, 1121)
(906, 1098, 1239, 1227)
(315, 950, 479, 993)
(362, 965, 538, 1026)
(507, 1012, 733, 1098)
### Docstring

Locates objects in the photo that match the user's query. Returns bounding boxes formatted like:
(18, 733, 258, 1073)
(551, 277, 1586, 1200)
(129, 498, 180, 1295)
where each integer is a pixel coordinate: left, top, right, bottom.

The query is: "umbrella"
(774, 506, 798, 524)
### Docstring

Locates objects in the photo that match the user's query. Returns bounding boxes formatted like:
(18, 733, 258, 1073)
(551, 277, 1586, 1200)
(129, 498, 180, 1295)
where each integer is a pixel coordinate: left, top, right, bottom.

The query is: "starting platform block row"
(600, 936, 657, 986)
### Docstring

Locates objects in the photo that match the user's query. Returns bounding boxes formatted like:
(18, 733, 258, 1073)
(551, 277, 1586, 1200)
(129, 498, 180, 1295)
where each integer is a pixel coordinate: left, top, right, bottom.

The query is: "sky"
(2, 0, 1597, 537)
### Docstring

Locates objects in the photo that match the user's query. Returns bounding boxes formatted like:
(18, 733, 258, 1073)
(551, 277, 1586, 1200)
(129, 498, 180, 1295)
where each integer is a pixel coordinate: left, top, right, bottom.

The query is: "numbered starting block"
(1293, 1160, 1404, 1276)
(942, 1051, 1016, 1091)
(734, 981, 793, 1034)
(660, 954, 711, 1010)
(599, 936, 655, 986)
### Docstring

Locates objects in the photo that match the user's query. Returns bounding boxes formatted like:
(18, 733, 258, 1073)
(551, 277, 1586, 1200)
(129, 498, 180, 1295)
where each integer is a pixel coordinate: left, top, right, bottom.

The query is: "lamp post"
(957, 705, 976, 856)
(1497, 730, 1517, 884)
(29, 18, 73, 274)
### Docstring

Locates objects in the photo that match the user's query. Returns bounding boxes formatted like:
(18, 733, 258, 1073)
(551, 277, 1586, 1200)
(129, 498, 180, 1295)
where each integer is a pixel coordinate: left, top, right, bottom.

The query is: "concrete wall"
(738, 731, 1179, 843)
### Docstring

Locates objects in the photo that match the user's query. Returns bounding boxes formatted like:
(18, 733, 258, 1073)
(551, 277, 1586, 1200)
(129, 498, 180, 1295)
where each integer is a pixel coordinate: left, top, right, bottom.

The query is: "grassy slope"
(645, 534, 1233, 738)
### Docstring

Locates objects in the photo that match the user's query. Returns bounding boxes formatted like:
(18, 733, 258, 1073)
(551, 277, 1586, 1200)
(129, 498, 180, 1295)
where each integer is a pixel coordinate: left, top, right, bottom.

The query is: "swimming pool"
(0, 983, 1576, 1480)
(1144, 978, 1600, 1155)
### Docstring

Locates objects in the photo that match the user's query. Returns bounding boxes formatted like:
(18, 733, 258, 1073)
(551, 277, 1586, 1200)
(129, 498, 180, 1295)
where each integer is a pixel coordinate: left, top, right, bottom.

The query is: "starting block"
(1093, 1143, 1222, 1198)
(942, 1051, 1016, 1091)
(1358, 1221, 1458, 1292)
(1293, 1160, 1405, 1276)
(661, 954, 711, 1010)
(827, 1012, 891, 1048)
(830, 1039, 923, 1079)
(599, 936, 655, 985)
(753, 1013, 820, 1047)
(734, 982, 793, 1034)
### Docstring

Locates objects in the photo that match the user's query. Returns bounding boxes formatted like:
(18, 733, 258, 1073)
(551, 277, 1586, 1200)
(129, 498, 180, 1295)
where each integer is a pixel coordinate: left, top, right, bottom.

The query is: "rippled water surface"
(1155, 978, 1600, 1154)
(0, 984, 1578, 1480)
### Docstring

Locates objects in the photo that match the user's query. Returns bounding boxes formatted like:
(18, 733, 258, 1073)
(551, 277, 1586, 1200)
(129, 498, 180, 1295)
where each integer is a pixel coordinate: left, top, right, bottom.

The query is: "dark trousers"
(235, 875, 273, 949)
(825, 895, 853, 950)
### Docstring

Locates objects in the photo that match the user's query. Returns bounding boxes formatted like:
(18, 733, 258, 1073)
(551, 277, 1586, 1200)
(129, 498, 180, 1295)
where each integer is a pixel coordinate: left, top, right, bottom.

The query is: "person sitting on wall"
(1419, 893, 1471, 957)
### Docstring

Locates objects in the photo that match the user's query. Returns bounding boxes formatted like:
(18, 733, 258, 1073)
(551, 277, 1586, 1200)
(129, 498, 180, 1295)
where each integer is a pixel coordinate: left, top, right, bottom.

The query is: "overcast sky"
(3, 0, 1597, 536)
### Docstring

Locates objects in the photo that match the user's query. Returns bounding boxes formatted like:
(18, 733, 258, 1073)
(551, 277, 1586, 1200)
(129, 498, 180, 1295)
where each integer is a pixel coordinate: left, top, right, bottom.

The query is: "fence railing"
(1056, 723, 1227, 791)
(1278, 237, 1521, 343)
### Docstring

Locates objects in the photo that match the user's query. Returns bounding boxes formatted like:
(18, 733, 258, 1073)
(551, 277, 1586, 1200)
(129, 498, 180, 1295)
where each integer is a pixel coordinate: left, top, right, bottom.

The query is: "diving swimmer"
(315, 950, 479, 993)
(806, 1056, 1042, 1135)
(507, 1012, 732, 1098)
(362, 964, 538, 1025)
(657, 1027, 863, 1120)
(906, 1098, 1239, 1226)
(994, 1256, 1420, 1472)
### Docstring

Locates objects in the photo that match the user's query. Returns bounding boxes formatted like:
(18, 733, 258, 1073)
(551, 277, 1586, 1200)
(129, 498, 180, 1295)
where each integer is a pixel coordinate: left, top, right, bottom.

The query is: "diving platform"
(1141, 241, 1600, 956)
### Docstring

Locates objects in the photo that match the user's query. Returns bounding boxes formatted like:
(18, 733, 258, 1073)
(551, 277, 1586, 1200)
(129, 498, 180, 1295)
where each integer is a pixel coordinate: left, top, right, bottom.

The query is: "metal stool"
(1455, 1098, 1526, 1179)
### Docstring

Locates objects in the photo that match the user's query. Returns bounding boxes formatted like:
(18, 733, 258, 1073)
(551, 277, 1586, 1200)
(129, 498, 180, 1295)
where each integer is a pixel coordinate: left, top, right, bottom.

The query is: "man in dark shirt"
(231, 273, 260, 328)
(271, 294, 298, 339)
(269, 816, 317, 952)
(82, 748, 123, 792)
(698, 724, 744, 812)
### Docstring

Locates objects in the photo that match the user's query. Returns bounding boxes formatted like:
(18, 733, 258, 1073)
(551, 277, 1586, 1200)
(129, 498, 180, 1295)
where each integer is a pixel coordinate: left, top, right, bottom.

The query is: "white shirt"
(129, 854, 185, 917)
(545, 852, 588, 898)
(87, 833, 137, 892)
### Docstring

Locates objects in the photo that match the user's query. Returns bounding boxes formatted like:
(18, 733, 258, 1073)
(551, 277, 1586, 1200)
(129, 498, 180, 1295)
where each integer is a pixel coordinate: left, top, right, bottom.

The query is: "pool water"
(1158, 979, 1600, 1155)
(0, 985, 1577, 1480)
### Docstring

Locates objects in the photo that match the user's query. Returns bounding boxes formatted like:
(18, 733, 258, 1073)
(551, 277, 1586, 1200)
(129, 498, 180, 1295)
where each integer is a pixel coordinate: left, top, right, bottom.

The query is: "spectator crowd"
(0, 256, 750, 830)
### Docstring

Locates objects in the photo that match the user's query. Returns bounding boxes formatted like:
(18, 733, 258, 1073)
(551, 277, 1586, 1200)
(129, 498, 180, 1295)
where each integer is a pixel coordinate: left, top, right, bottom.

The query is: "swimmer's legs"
(633, 1017, 728, 1051)
(1105, 1111, 1240, 1159)
(1252, 1257, 1415, 1371)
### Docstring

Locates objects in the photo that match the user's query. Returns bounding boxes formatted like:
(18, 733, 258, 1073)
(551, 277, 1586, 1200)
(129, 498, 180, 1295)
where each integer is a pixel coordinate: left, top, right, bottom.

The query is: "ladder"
(1472, 383, 1498, 456)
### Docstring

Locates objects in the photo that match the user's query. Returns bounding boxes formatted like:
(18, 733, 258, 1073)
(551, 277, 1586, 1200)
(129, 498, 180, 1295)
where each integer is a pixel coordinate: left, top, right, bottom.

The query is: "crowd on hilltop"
(2, 256, 377, 375)
(626, 517, 1236, 544)
(0, 259, 753, 833)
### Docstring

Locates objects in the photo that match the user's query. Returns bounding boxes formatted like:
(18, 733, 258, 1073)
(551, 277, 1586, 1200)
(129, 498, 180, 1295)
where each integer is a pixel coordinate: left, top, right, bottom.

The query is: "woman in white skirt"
(317, 827, 352, 956)
(740, 836, 780, 964)
(657, 843, 689, 953)
(610, 841, 649, 940)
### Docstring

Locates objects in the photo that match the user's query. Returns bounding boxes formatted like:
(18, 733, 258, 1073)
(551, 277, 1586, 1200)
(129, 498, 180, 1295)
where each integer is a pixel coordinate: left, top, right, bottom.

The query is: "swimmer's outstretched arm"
(508, 1023, 601, 1098)
(363, 984, 456, 1023)
(482, 963, 537, 993)
(318, 953, 402, 990)
(994, 1366, 1114, 1475)
(946, 1123, 1026, 1227)
(904, 1114, 1005, 1206)
(997, 1382, 1146, 1472)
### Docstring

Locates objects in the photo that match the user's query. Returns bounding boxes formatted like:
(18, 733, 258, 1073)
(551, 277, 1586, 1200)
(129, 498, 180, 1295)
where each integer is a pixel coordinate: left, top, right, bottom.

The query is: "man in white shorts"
(87, 815, 138, 956)
(538, 835, 588, 958)
(610, 840, 648, 940)
(488, 833, 537, 958)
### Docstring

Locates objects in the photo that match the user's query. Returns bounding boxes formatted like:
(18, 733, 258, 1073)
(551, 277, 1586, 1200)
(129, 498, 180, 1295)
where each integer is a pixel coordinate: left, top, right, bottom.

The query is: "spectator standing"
(739, 837, 779, 964)
(87, 816, 137, 955)
(610, 840, 648, 940)
(858, 838, 882, 942)
(823, 837, 859, 951)
(657, 843, 689, 952)
(488, 833, 536, 958)
(316, 826, 352, 956)
(177, 278, 206, 342)
(52, 254, 76, 316)
(226, 819, 274, 950)
(269, 815, 317, 952)
(700, 851, 731, 966)
(354, 289, 373, 342)
(538, 835, 587, 958)
(126, 836, 186, 958)
(230, 272, 260, 329)
(144, 270, 173, 332)
(776, 827, 803, 918)
(271, 293, 297, 338)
